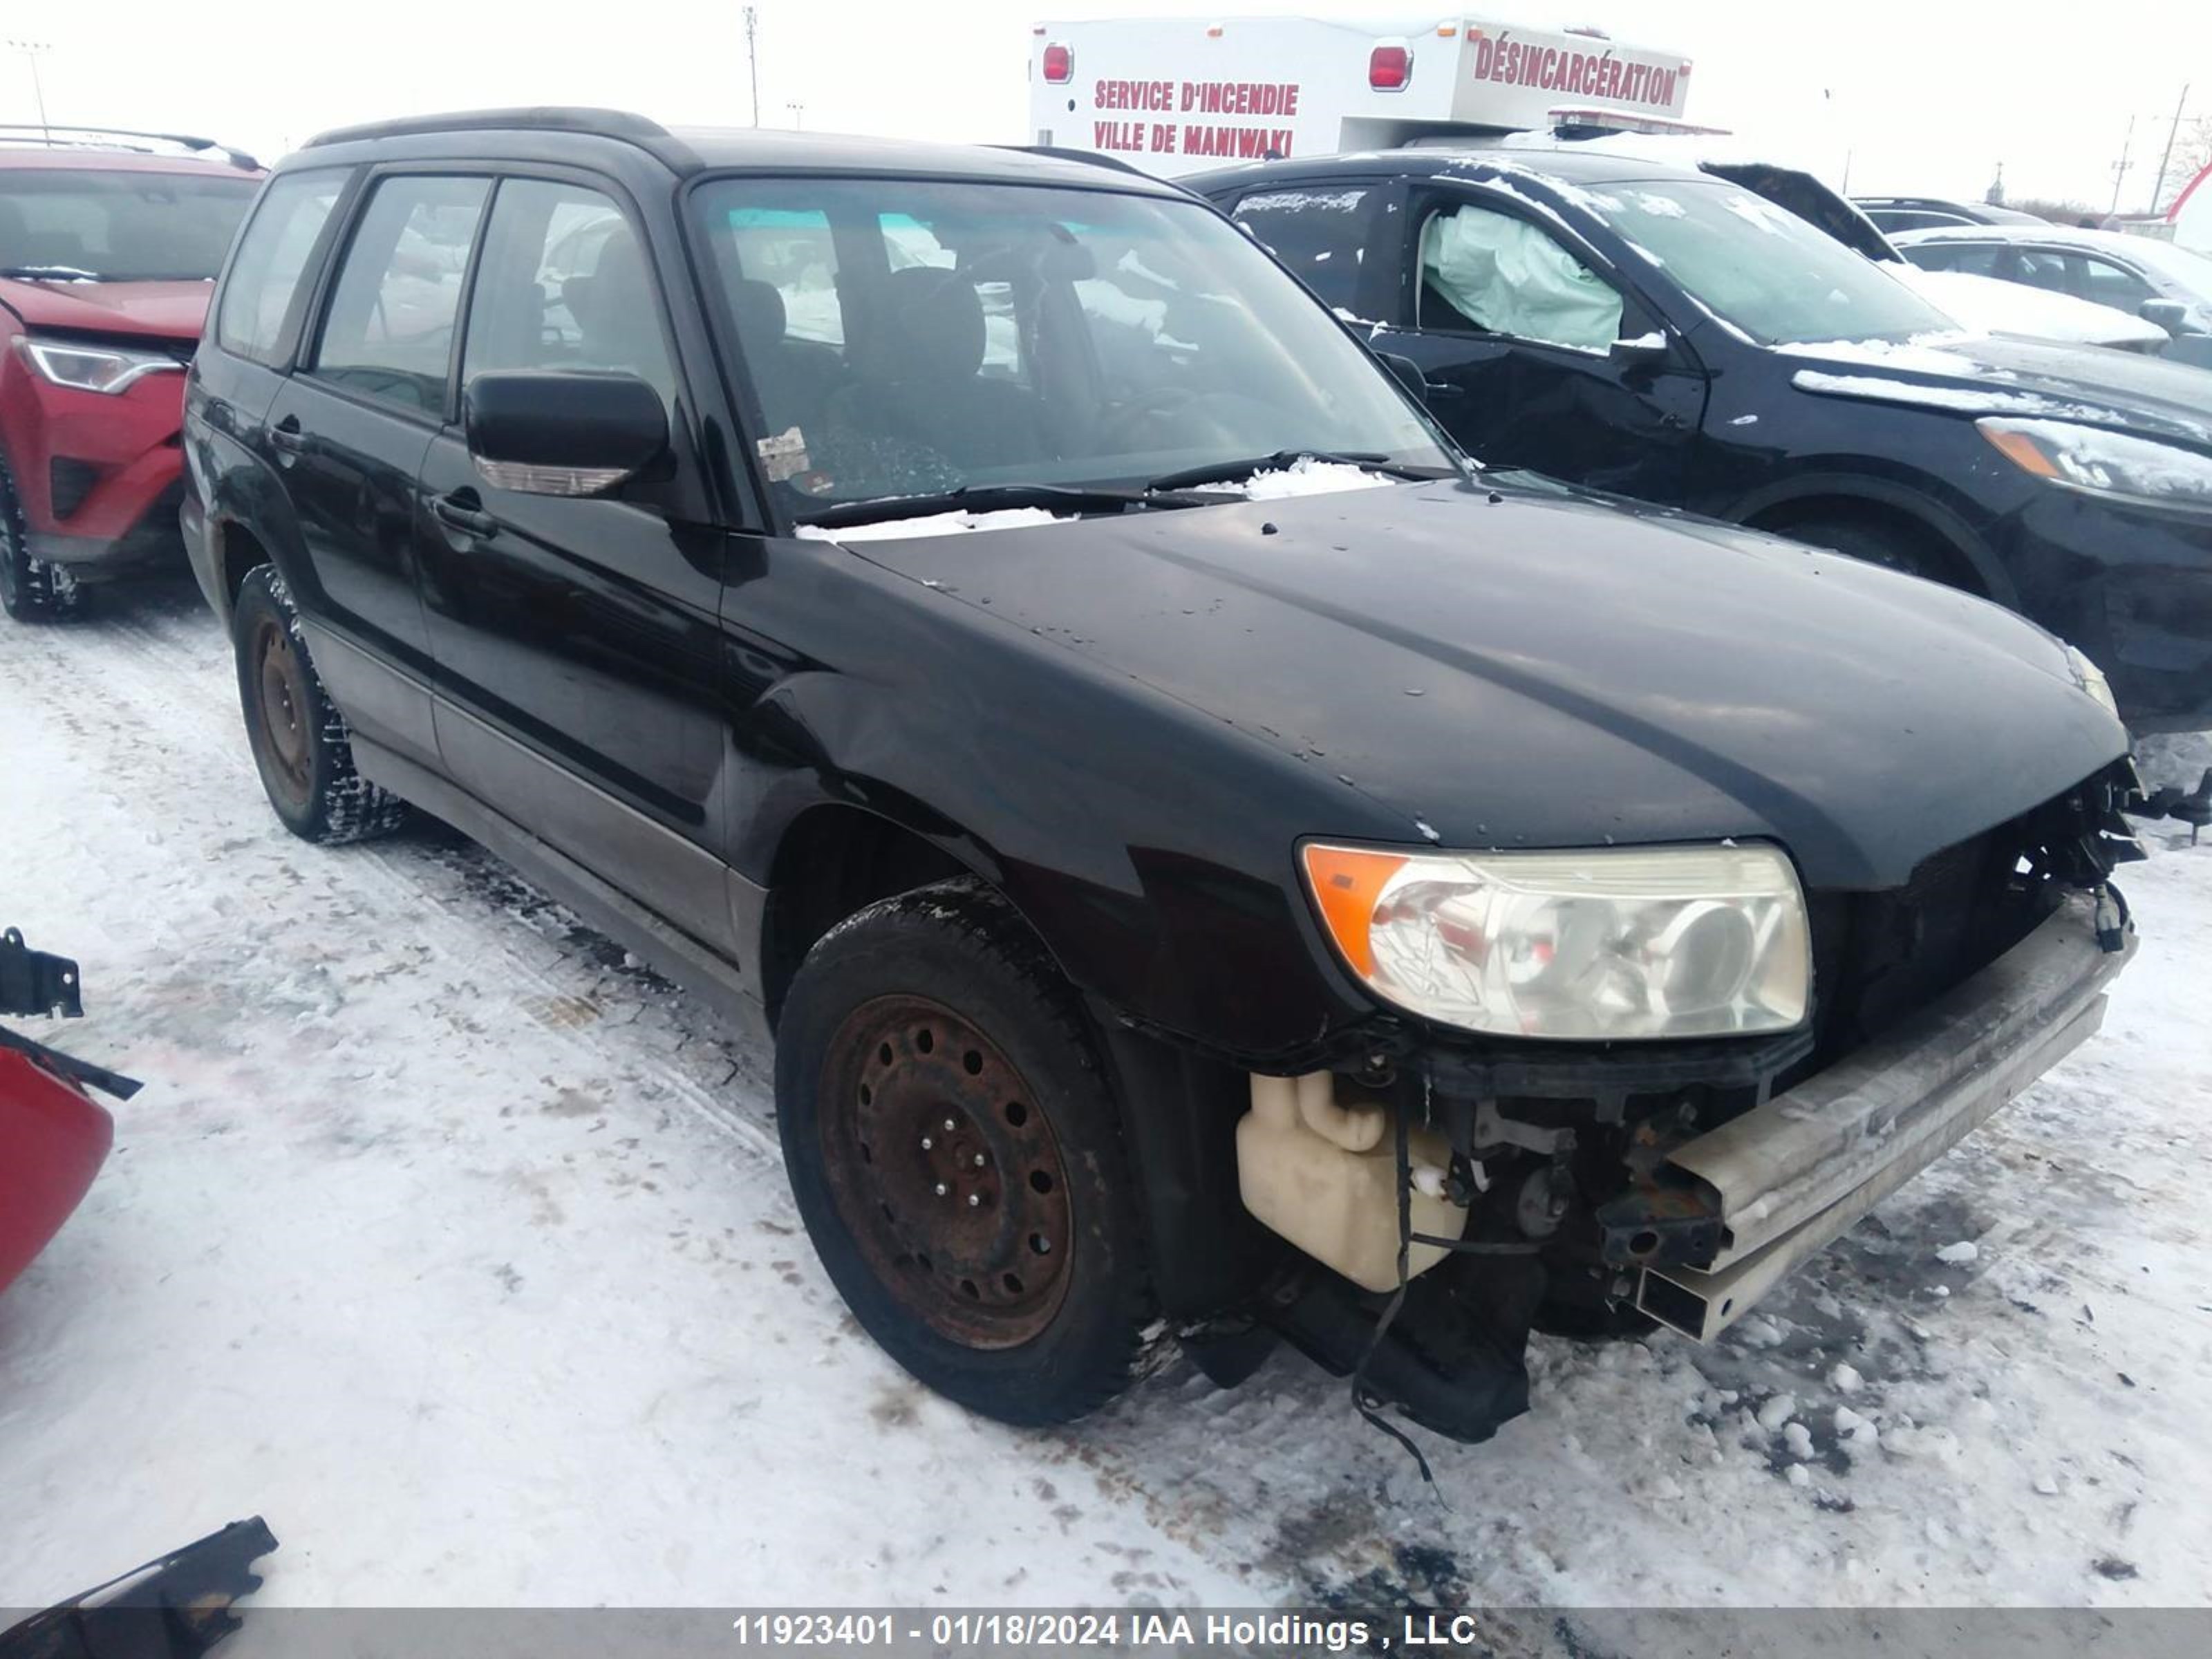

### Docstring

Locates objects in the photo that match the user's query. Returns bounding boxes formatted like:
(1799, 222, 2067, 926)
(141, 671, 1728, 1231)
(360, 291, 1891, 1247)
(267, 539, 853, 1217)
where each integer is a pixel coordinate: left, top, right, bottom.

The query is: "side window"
(215, 170, 346, 364)
(2076, 256, 2157, 312)
(311, 175, 490, 416)
(1418, 202, 1625, 353)
(461, 179, 675, 403)
(2011, 248, 2079, 295)
(1903, 241, 1996, 275)
(1230, 186, 1378, 311)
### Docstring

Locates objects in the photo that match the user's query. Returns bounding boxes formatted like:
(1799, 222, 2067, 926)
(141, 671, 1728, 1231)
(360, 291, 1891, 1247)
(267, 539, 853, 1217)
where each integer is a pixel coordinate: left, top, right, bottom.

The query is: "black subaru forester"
(184, 109, 2143, 1447)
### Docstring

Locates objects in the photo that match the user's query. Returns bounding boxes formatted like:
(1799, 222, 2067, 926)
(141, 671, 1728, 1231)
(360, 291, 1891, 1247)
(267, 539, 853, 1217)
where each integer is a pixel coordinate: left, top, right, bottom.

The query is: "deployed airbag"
(1421, 205, 1623, 352)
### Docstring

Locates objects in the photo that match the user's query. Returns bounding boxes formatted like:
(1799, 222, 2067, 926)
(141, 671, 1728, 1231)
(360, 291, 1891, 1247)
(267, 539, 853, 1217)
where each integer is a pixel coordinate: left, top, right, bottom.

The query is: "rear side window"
(461, 179, 675, 404)
(214, 170, 346, 364)
(1230, 187, 1377, 312)
(312, 175, 491, 416)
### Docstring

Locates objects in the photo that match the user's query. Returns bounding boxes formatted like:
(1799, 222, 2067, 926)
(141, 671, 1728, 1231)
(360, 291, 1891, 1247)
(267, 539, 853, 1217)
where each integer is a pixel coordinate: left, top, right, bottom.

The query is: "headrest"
(727, 276, 787, 344)
(862, 266, 986, 386)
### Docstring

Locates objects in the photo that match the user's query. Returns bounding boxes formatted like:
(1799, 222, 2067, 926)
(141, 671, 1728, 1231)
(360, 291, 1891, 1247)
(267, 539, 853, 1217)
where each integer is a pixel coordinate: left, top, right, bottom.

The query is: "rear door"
(260, 171, 490, 765)
(1368, 182, 1707, 499)
(415, 171, 734, 954)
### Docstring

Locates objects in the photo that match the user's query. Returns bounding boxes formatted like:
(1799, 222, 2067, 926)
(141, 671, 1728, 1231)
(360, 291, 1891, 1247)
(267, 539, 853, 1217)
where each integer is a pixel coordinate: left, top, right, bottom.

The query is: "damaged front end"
(1236, 767, 2143, 1446)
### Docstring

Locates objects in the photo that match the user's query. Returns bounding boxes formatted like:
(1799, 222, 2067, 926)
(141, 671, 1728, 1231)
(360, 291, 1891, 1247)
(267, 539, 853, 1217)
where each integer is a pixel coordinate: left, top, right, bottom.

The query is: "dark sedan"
(1194, 148, 2212, 733)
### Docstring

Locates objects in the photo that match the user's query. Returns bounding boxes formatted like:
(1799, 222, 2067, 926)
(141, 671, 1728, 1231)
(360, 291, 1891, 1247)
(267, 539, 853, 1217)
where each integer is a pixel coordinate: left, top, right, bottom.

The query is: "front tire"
(776, 878, 1155, 1425)
(0, 453, 84, 623)
(232, 564, 407, 845)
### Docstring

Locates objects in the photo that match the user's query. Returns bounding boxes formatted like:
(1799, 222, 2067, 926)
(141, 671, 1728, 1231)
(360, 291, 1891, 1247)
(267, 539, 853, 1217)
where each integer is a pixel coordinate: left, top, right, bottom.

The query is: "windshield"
(1591, 178, 1956, 346)
(0, 168, 258, 281)
(690, 176, 1452, 518)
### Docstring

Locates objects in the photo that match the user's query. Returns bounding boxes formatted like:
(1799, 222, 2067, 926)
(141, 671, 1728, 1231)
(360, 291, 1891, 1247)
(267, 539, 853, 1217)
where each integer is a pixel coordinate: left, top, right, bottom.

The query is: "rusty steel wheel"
(819, 995, 1074, 1349)
(776, 878, 1154, 1425)
(247, 614, 315, 814)
(229, 565, 408, 845)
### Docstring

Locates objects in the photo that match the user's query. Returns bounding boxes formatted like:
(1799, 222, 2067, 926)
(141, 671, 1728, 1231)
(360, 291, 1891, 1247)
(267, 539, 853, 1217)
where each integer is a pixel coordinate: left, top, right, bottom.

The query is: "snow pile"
(1230, 457, 1398, 500)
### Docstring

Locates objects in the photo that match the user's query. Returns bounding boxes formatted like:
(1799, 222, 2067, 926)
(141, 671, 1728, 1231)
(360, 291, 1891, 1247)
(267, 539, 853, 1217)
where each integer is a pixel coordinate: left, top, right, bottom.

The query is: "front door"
(1371, 187, 1707, 500)
(415, 174, 734, 955)
(261, 171, 491, 765)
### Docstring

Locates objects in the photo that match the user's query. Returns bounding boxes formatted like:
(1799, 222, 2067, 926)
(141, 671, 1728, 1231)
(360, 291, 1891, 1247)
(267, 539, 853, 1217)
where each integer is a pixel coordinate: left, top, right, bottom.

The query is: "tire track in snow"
(48, 588, 783, 1171)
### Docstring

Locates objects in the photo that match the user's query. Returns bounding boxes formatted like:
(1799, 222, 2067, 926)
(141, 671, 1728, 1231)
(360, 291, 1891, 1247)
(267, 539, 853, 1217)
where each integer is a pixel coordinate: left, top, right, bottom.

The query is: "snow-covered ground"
(3, 581, 2209, 1615)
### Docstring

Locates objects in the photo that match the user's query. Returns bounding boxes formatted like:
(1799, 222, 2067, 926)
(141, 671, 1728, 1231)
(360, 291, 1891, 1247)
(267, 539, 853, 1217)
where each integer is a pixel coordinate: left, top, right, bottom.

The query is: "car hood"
(832, 480, 2127, 891)
(0, 277, 212, 341)
(1781, 332, 2212, 449)
(1891, 267, 2171, 349)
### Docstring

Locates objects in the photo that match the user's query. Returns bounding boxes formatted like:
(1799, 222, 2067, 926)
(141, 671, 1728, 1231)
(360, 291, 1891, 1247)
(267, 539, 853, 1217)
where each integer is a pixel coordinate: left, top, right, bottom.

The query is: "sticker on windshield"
(756, 426, 810, 483)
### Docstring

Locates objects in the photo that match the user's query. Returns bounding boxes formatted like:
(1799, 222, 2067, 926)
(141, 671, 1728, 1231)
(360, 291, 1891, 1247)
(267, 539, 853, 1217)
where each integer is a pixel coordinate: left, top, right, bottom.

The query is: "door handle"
(269, 421, 308, 457)
(431, 494, 498, 538)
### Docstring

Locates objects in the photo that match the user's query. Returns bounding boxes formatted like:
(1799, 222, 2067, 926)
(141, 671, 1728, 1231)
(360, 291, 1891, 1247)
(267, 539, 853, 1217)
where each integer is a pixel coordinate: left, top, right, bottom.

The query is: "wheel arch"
(1729, 472, 2015, 604)
(754, 797, 1277, 1322)
(757, 800, 995, 1031)
(209, 516, 276, 629)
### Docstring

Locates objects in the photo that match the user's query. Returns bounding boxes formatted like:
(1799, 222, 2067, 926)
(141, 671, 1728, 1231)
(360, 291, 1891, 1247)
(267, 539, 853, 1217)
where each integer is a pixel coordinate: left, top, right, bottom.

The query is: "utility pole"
(2151, 83, 2190, 214)
(2108, 113, 2135, 217)
(787, 102, 805, 131)
(6, 39, 50, 140)
(744, 8, 760, 129)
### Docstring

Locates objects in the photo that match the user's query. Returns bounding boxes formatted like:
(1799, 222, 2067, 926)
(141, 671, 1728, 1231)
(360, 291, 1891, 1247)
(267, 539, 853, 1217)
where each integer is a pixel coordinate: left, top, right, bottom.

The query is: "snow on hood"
(1229, 457, 1400, 500)
(796, 507, 1069, 543)
(1789, 370, 2139, 425)
(1775, 334, 1994, 377)
(794, 462, 1394, 542)
(1893, 266, 2170, 349)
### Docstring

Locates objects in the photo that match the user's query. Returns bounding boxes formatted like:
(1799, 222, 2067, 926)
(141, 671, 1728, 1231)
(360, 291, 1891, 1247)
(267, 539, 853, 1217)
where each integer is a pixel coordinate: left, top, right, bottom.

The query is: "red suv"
(1, 130, 261, 621)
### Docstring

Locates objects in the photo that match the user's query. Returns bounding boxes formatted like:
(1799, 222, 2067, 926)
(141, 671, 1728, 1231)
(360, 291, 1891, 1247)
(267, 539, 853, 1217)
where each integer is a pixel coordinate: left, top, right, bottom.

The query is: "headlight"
(1303, 841, 1811, 1041)
(1978, 417, 2212, 509)
(2064, 644, 2121, 721)
(16, 337, 184, 395)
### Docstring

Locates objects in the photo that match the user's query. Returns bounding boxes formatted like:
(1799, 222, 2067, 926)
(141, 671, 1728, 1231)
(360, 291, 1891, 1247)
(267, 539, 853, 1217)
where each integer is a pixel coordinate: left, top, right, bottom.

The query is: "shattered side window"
(1418, 203, 1623, 353)
(1230, 186, 1376, 310)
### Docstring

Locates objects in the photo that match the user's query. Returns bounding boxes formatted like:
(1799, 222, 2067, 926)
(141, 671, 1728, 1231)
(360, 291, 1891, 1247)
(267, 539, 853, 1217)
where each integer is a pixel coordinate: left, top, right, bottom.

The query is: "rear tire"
(776, 877, 1156, 1425)
(232, 564, 408, 845)
(0, 453, 84, 623)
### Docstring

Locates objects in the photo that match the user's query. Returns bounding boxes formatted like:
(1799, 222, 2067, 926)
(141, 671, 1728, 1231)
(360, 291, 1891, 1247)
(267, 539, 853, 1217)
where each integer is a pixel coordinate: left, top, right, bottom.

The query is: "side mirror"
(2140, 298, 2191, 335)
(1609, 331, 1671, 368)
(462, 371, 667, 496)
(1374, 350, 1432, 404)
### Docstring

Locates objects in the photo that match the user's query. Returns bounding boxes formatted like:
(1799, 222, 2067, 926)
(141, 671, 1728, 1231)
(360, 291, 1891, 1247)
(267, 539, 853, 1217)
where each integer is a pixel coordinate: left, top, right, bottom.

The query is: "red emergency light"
(1042, 43, 1074, 84)
(1369, 44, 1411, 91)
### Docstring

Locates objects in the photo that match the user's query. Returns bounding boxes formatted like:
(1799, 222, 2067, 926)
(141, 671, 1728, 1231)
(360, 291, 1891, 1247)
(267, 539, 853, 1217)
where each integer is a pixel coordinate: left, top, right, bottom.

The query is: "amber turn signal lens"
(1979, 424, 2060, 478)
(1301, 844, 1408, 977)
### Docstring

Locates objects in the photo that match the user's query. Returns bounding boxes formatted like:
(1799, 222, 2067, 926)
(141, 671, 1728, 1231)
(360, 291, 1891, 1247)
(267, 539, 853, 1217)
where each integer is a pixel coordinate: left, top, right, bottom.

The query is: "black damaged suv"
(186, 109, 2143, 1445)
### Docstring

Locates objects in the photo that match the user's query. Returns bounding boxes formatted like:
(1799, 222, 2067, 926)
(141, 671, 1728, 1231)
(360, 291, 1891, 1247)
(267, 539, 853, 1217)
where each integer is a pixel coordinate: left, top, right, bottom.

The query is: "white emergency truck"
(1026, 13, 1696, 178)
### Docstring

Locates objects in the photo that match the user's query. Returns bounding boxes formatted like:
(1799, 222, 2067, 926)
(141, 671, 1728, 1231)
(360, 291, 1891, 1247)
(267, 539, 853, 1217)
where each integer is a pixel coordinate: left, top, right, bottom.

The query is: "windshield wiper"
(1, 263, 102, 281)
(802, 482, 1208, 531)
(1144, 449, 1445, 493)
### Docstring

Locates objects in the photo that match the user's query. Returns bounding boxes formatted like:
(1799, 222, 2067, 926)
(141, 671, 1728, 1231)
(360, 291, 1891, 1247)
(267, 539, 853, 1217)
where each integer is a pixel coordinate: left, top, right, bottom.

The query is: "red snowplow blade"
(0, 1048, 115, 1295)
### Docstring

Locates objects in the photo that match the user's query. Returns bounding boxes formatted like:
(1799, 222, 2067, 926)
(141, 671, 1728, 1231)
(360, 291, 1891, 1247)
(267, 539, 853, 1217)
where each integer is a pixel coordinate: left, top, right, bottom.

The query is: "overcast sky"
(3, 2, 2204, 212)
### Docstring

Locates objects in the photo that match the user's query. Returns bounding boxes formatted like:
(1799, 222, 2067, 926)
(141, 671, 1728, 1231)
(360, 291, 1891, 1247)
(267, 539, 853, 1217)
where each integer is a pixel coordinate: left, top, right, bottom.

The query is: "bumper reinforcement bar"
(1638, 890, 2133, 1342)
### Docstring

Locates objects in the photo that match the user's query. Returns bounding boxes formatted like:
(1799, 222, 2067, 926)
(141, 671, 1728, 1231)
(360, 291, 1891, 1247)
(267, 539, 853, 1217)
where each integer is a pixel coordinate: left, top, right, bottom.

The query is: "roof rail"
(0, 124, 261, 171)
(303, 106, 668, 151)
(995, 145, 1162, 180)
